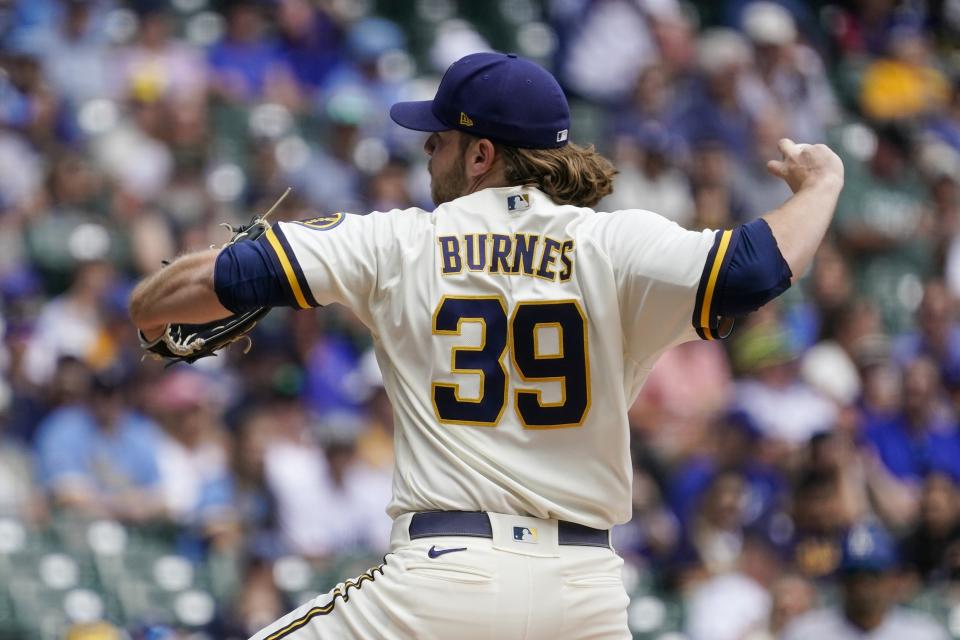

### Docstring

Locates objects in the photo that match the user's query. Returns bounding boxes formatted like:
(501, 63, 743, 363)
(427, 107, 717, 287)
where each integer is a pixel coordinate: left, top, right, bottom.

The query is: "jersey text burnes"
(437, 233, 574, 281)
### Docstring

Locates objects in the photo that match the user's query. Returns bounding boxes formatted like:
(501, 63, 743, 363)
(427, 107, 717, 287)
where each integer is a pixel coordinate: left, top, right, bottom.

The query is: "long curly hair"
(495, 142, 617, 208)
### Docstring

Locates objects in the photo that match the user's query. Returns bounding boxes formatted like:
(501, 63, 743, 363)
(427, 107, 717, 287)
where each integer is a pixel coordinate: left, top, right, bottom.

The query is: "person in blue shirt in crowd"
(668, 410, 782, 530)
(208, 0, 295, 103)
(34, 366, 166, 522)
(893, 280, 960, 394)
(273, 0, 343, 94)
(865, 356, 960, 484)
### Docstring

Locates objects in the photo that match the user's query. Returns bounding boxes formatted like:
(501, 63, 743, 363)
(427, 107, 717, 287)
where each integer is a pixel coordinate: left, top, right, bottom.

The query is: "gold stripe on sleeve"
(699, 230, 733, 340)
(265, 227, 311, 309)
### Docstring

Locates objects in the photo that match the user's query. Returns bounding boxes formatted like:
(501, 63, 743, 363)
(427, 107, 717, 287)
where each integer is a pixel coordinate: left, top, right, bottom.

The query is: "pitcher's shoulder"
(570, 206, 695, 241)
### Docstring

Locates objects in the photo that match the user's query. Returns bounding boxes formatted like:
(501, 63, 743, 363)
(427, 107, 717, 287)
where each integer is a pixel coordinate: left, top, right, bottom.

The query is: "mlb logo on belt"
(507, 194, 530, 211)
(513, 526, 538, 543)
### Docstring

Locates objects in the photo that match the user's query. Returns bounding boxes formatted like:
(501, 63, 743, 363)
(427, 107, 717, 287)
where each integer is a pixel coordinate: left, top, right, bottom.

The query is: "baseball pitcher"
(130, 52, 844, 639)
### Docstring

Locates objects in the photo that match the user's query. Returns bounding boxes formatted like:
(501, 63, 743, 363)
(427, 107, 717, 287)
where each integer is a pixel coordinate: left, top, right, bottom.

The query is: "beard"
(430, 153, 467, 206)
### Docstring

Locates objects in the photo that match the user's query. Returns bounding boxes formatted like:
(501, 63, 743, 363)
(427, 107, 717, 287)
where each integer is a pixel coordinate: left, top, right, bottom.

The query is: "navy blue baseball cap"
(390, 52, 571, 149)
(839, 523, 897, 574)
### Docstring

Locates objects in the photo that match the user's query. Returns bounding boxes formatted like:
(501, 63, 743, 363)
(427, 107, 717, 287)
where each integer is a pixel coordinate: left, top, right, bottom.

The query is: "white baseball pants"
(249, 512, 631, 640)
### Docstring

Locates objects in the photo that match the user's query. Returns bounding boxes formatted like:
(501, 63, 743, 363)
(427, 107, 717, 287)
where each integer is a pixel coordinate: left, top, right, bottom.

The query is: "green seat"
(108, 543, 221, 628)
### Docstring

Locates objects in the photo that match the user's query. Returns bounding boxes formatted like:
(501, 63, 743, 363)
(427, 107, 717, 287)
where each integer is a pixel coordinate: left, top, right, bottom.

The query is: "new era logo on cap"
(459, 112, 474, 127)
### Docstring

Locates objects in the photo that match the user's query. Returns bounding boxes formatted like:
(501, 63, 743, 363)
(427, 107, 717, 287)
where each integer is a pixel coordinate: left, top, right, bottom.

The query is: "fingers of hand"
(777, 138, 799, 158)
(766, 159, 787, 178)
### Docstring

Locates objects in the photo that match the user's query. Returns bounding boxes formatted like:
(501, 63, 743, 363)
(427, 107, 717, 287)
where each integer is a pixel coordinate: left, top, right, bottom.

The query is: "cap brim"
(390, 100, 449, 132)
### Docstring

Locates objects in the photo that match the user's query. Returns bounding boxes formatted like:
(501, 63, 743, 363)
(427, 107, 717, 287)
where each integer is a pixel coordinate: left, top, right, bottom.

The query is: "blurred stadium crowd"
(4, 0, 960, 638)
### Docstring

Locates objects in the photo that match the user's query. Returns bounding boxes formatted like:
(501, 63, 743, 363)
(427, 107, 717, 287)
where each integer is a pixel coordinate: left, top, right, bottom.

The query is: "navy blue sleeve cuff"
(214, 228, 318, 312)
(692, 219, 792, 340)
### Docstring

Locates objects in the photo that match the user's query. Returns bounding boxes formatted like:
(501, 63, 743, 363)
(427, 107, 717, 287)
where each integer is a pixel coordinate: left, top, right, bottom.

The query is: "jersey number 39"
(431, 296, 590, 429)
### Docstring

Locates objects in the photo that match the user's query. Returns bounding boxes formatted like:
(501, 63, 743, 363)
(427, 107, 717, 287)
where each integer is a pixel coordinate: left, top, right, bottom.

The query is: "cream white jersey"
(266, 185, 720, 530)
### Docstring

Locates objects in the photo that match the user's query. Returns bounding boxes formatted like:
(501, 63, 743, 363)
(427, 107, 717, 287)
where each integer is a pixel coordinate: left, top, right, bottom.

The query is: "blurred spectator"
(865, 357, 960, 484)
(354, 349, 394, 472)
(630, 339, 732, 461)
(6, 354, 91, 442)
(858, 356, 903, 426)
(689, 138, 749, 229)
(859, 21, 948, 121)
(45, 151, 105, 218)
(787, 468, 848, 580)
(601, 121, 694, 225)
(612, 445, 679, 566)
(273, 0, 343, 94)
(732, 321, 836, 448)
(740, 1, 838, 144)
(667, 410, 781, 530)
(900, 472, 960, 582)
(799, 341, 861, 411)
(782, 523, 949, 639)
(288, 89, 366, 213)
(263, 413, 391, 558)
(0, 125, 43, 220)
(40, 0, 111, 106)
(842, 311, 890, 378)
(116, 6, 207, 103)
(322, 17, 408, 141)
(730, 109, 793, 221)
(675, 469, 750, 575)
(645, 0, 697, 77)
(557, 0, 656, 103)
(229, 405, 281, 562)
(782, 242, 855, 349)
(828, 0, 901, 57)
(0, 51, 75, 150)
(92, 96, 174, 202)
(763, 574, 816, 638)
(893, 280, 960, 394)
(208, 0, 298, 105)
(34, 367, 165, 522)
(302, 310, 372, 418)
(684, 536, 779, 640)
(367, 157, 416, 212)
(804, 428, 902, 528)
(686, 570, 771, 640)
(834, 124, 932, 331)
(150, 369, 239, 548)
(612, 64, 674, 134)
(672, 28, 756, 163)
(22, 260, 117, 386)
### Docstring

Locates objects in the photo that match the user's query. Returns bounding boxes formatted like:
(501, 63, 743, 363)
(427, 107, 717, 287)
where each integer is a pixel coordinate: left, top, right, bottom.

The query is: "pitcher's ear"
(465, 137, 498, 178)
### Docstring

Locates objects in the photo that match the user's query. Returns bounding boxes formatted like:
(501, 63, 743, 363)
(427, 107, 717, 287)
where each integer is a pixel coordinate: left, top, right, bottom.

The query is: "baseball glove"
(139, 189, 290, 365)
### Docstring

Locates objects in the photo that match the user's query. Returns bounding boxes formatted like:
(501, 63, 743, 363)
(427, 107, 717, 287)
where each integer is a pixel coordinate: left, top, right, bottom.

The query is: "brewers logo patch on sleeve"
(294, 212, 345, 231)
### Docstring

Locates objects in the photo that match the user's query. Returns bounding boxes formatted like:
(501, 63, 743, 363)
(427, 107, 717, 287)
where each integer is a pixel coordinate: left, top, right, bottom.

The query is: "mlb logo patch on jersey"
(295, 212, 345, 231)
(507, 194, 530, 211)
(513, 526, 538, 543)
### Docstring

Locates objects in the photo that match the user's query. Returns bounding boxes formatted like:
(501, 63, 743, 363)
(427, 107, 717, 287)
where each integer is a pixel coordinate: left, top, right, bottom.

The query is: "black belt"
(409, 511, 610, 548)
